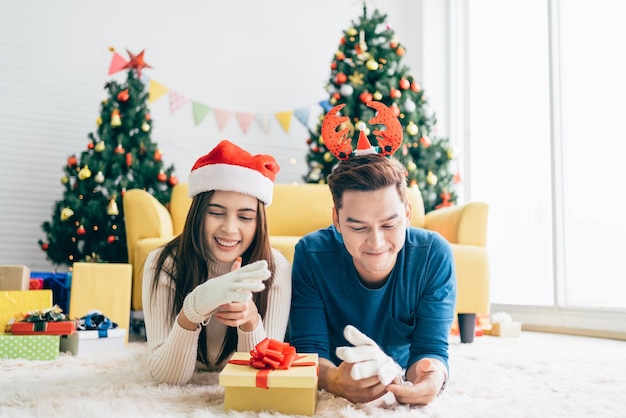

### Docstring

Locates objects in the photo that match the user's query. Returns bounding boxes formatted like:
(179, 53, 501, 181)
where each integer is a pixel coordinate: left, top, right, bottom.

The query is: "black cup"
(458, 313, 476, 343)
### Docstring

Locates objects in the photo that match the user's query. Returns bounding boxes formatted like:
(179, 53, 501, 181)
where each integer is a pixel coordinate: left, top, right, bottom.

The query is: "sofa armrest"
(122, 189, 174, 267)
(424, 202, 489, 247)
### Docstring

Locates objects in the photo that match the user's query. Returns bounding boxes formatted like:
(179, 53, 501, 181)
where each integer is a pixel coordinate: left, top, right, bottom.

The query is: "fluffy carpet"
(1, 331, 625, 418)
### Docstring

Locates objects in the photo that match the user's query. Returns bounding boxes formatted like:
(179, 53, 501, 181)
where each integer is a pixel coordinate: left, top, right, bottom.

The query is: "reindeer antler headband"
(321, 101, 403, 160)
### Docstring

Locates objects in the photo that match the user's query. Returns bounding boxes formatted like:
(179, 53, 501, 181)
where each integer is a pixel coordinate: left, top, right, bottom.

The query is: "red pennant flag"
(108, 52, 129, 75)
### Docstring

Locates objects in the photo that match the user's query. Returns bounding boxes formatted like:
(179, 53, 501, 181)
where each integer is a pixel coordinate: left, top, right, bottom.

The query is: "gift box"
(0, 265, 31, 291)
(60, 328, 126, 357)
(219, 340, 318, 416)
(10, 320, 76, 335)
(31, 271, 72, 314)
(486, 322, 522, 337)
(1, 290, 52, 333)
(69, 262, 132, 342)
(0, 334, 60, 360)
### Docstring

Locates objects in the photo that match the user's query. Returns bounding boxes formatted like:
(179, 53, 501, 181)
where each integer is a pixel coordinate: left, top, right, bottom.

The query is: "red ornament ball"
(359, 91, 373, 104)
(41, 242, 49, 251)
(335, 72, 347, 84)
(115, 144, 125, 154)
(107, 235, 116, 244)
(77, 225, 86, 236)
(399, 78, 410, 90)
(154, 149, 162, 162)
(157, 172, 167, 182)
(67, 156, 78, 167)
(168, 175, 179, 186)
(87, 142, 94, 150)
(117, 89, 129, 102)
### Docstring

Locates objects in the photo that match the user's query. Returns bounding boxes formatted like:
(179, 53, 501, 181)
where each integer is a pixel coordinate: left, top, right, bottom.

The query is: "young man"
(289, 153, 456, 405)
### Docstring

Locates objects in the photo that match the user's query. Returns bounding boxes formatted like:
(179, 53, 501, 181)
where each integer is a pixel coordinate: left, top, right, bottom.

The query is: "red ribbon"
(228, 338, 317, 389)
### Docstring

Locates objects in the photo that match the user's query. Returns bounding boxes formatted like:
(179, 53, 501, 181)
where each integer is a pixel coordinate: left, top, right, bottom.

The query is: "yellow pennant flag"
(148, 79, 169, 104)
(275, 111, 293, 133)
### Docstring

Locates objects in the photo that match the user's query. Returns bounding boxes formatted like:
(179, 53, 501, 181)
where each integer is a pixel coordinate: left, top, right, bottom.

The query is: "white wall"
(0, 0, 449, 271)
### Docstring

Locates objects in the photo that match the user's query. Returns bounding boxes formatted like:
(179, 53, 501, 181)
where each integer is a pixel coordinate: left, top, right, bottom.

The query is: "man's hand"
(386, 358, 447, 405)
(319, 358, 387, 404)
(336, 325, 404, 385)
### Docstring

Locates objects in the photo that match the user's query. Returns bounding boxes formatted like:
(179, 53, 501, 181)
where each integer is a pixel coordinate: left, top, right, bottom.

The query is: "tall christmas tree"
(39, 49, 177, 267)
(303, 6, 459, 212)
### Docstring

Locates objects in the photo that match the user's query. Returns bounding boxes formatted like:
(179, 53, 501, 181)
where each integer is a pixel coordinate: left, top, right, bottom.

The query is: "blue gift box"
(30, 272, 72, 313)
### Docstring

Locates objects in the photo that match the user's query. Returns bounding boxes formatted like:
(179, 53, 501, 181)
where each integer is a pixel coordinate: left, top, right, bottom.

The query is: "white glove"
(182, 260, 270, 324)
(335, 325, 404, 386)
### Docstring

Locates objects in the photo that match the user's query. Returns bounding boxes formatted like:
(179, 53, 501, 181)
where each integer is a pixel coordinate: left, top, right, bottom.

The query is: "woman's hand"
(214, 300, 260, 331)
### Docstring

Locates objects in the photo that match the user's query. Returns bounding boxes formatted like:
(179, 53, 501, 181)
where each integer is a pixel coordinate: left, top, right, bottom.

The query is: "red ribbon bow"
(228, 338, 316, 389)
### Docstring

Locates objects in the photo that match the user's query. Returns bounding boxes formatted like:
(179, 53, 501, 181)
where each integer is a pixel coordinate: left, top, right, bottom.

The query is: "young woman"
(142, 140, 291, 385)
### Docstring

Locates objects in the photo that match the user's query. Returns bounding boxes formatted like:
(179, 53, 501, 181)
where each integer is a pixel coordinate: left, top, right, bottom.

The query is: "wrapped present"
(1, 290, 52, 334)
(9, 305, 76, 335)
(69, 262, 132, 343)
(0, 265, 31, 291)
(484, 312, 522, 337)
(219, 338, 318, 416)
(60, 311, 126, 356)
(31, 271, 72, 314)
(0, 334, 60, 360)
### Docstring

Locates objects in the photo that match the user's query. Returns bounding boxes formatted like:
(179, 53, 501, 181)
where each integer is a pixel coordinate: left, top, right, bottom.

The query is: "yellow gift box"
(219, 352, 319, 416)
(68, 262, 132, 342)
(1, 290, 52, 333)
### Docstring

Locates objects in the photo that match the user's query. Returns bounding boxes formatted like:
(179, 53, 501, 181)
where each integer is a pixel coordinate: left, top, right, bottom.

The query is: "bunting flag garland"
(235, 112, 255, 134)
(214, 108, 233, 132)
(169, 91, 190, 114)
(109, 48, 318, 135)
(192, 102, 212, 125)
(294, 107, 310, 128)
(108, 51, 129, 75)
(256, 114, 272, 135)
(275, 111, 293, 133)
(148, 79, 169, 104)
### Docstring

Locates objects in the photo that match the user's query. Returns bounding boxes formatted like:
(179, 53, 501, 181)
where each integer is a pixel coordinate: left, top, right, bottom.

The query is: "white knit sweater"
(142, 247, 291, 385)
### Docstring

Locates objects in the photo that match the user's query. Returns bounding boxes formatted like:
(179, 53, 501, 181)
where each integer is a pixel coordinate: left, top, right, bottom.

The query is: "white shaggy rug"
(1, 331, 625, 418)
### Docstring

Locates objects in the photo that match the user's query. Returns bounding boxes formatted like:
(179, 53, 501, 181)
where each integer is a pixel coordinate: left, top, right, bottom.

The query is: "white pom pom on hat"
(188, 140, 280, 206)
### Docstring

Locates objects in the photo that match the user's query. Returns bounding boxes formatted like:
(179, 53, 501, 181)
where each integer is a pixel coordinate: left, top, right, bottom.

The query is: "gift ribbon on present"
(228, 338, 317, 389)
(77, 311, 118, 338)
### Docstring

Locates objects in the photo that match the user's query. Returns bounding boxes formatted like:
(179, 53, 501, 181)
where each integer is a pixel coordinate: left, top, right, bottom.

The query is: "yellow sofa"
(123, 183, 489, 316)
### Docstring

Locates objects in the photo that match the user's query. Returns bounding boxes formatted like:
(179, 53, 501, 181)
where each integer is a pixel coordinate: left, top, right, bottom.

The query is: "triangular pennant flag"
(255, 114, 271, 135)
(148, 79, 169, 104)
(192, 102, 212, 126)
(169, 91, 190, 114)
(235, 112, 256, 134)
(108, 51, 129, 75)
(319, 100, 333, 113)
(214, 108, 233, 132)
(294, 107, 310, 128)
(275, 111, 293, 133)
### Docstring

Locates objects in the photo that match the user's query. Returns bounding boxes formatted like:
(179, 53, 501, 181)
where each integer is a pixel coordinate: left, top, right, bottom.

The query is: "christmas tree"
(39, 49, 177, 267)
(303, 6, 459, 212)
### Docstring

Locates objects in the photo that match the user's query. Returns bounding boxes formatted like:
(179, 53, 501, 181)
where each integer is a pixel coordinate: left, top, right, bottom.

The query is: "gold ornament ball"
(96, 117, 102, 126)
(366, 59, 379, 71)
(406, 122, 419, 136)
(95, 142, 105, 152)
(78, 165, 92, 181)
(141, 122, 150, 132)
(60, 176, 69, 185)
(323, 152, 334, 163)
(94, 171, 105, 183)
(407, 161, 417, 172)
(347, 27, 357, 36)
(447, 148, 454, 159)
(373, 91, 383, 101)
(426, 171, 438, 186)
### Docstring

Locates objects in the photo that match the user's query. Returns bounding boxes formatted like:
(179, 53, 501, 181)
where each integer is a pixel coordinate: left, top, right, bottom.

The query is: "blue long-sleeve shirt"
(289, 225, 456, 371)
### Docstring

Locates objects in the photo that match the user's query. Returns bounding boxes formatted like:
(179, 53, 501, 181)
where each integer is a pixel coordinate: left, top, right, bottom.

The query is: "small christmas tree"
(39, 49, 176, 266)
(303, 6, 459, 212)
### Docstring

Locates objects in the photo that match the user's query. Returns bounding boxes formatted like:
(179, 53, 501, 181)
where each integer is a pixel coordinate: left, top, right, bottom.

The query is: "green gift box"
(0, 334, 60, 360)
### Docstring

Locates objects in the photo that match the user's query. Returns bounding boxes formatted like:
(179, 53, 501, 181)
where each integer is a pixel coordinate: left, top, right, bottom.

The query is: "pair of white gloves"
(182, 260, 271, 324)
(336, 325, 407, 386)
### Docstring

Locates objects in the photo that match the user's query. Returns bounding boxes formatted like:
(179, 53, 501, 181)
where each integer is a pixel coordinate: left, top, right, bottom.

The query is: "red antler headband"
(321, 101, 403, 160)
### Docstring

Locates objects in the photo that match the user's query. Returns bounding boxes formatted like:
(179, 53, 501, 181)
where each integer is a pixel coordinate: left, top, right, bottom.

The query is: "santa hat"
(188, 140, 280, 206)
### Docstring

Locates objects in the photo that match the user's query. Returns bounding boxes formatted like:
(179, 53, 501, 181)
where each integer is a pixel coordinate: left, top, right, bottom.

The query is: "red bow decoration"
(228, 338, 317, 389)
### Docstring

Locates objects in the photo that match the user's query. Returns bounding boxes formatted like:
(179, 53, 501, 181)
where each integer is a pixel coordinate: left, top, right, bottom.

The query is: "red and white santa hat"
(188, 140, 280, 206)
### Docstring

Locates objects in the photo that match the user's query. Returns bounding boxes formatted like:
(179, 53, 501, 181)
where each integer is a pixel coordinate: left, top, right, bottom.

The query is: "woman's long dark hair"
(150, 190, 276, 365)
